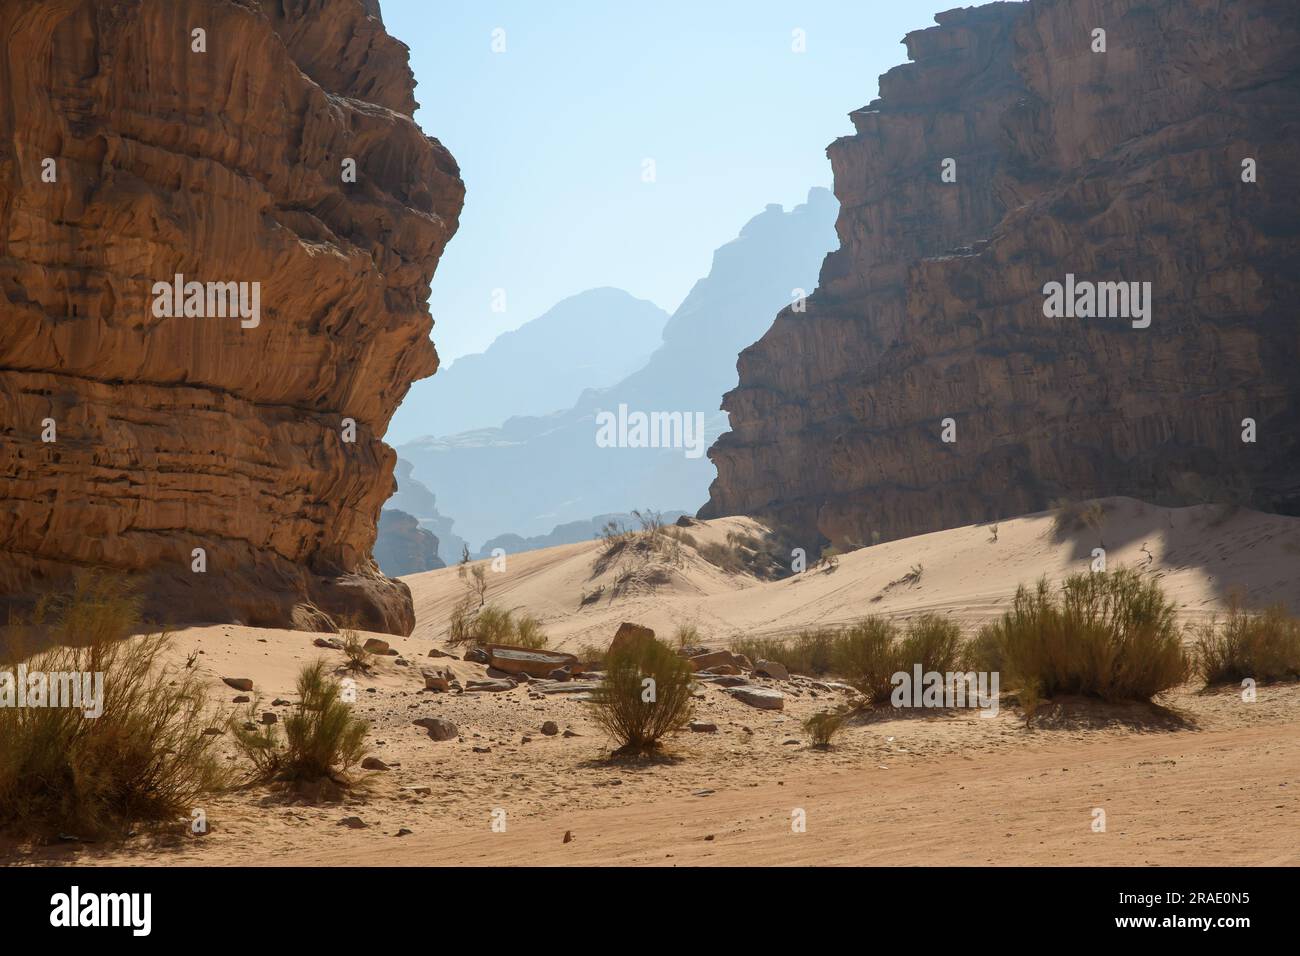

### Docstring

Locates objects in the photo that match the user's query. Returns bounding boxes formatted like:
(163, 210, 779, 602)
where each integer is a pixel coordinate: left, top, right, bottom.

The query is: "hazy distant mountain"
(396, 287, 668, 437)
(477, 511, 688, 558)
(396, 189, 838, 551)
(383, 459, 469, 565)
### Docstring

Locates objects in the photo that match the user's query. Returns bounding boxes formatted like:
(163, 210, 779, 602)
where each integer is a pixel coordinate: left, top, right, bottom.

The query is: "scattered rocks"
(222, 677, 254, 692)
(396, 828, 413, 837)
(338, 816, 367, 829)
(413, 716, 458, 741)
(563, 830, 573, 844)
(689, 721, 718, 733)
(260, 712, 278, 725)
(463, 646, 491, 665)
(272, 698, 292, 706)
(726, 686, 785, 711)
(232, 694, 251, 703)
(404, 785, 432, 797)
(541, 720, 560, 736)
(361, 756, 390, 771)
(363, 637, 392, 655)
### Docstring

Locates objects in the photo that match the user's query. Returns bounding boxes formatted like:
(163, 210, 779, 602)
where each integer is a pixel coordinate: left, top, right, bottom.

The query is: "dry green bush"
(0, 574, 226, 840)
(1050, 498, 1106, 540)
(833, 614, 961, 704)
(696, 528, 788, 580)
(339, 627, 372, 673)
(731, 628, 838, 676)
(588, 633, 694, 754)
(230, 660, 367, 782)
(1194, 599, 1300, 685)
(803, 708, 849, 748)
(448, 604, 548, 648)
(970, 570, 1189, 708)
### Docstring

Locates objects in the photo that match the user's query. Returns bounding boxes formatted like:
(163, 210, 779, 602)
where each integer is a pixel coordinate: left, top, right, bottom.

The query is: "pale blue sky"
(382, 0, 1005, 442)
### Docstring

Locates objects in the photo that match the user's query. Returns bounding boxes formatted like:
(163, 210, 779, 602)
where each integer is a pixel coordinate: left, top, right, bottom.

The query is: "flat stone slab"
(485, 644, 579, 678)
(725, 686, 785, 710)
(700, 674, 749, 687)
(464, 678, 517, 693)
(532, 680, 601, 695)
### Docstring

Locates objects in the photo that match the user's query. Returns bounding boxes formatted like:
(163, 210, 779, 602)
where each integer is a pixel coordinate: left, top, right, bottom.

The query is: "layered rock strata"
(0, 0, 463, 633)
(703, 0, 1300, 549)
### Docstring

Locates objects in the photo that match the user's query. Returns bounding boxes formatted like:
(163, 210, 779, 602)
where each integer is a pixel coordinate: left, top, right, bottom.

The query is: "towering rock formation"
(703, 0, 1300, 549)
(0, 0, 463, 633)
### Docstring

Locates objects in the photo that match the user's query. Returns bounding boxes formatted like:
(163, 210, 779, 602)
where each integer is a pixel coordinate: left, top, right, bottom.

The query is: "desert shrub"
(976, 570, 1189, 705)
(592, 509, 683, 581)
(731, 628, 838, 676)
(513, 613, 549, 649)
(804, 708, 849, 748)
(696, 528, 788, 579)
(447, 604, 549, 648)
(589, 634, 694, 754)
(230, 660, 367, 782)
(339, 627, 372, 673)
(1194, 600, 1300, 685)
(833, 614, 960, 704)
(673, 623, 703, 648)
(1050, 498, 1106, 540)
(0, 575, 226, 839)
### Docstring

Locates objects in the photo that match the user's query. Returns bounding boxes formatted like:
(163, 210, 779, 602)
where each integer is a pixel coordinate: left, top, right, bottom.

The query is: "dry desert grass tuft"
(0, 574, 226, 840)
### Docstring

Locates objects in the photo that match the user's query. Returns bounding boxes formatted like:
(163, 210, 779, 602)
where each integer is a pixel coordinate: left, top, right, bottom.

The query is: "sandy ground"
(3, 498, 1298, 866)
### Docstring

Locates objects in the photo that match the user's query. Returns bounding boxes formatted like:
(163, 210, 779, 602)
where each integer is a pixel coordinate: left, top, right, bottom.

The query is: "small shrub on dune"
(1195, 599, 1300, 685)
(976, 570, 1189, 708)
(589, 633, 694, 754)
(231, 660, 368, 782)
(339, 627, 372, 673)
(0, 575, 226, 840)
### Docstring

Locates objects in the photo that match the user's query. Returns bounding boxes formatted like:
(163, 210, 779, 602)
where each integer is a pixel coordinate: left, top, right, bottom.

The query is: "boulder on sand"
(726, 686, 785, 711)
(609, 622, 656, 656)
(689, 650, 742, 672)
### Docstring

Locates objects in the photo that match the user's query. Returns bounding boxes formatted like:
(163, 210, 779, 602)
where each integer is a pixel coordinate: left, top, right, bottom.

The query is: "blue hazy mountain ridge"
(392, 287, 668, 438)
(394, 188, 839, 551)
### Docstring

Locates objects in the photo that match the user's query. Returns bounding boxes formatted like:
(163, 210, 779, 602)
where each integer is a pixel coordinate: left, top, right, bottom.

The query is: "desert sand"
(5, 497, 1298, 866)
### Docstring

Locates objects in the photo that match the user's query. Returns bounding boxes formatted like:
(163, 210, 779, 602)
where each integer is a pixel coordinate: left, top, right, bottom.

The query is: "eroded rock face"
(0, 0, 463, 633)
(703, 0, 1300, 548)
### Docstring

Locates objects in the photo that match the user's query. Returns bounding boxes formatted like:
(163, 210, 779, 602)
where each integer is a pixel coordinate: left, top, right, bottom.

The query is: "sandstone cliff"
(703, 0, 1300, 550)
(0, 0, 463, 633)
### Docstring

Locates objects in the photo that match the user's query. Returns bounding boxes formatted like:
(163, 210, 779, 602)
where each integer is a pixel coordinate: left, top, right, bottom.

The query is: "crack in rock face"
(0, 0, 464, 634)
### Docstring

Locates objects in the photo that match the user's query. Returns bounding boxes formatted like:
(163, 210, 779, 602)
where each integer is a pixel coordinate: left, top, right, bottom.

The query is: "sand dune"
(407, 497, 1300, 649)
